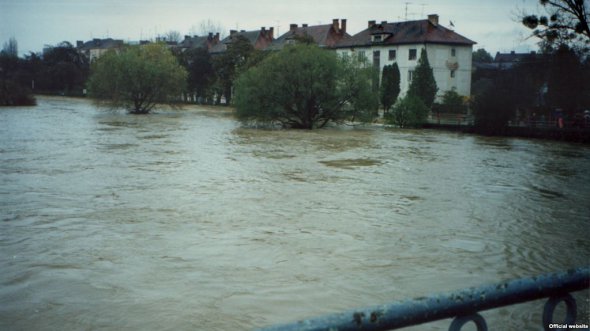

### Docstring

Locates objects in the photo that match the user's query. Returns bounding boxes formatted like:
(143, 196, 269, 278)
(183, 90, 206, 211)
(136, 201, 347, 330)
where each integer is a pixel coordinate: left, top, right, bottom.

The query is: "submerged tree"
(407, 49, 438, 108)
(380, 63, 401, 114)
(87, 43, 187, 114)
(385, 95, 429, 128)
(234, 44, 378, 129)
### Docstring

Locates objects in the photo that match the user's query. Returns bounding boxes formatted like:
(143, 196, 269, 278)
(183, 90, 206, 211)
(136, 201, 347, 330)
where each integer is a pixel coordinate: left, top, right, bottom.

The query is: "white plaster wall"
(337, 43, 473, 101)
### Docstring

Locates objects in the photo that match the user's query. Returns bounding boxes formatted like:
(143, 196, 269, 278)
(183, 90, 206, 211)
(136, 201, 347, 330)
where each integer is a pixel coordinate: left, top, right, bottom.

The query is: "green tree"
(339, 53, 380, 122)
(472, 48, 493, 63)
(178, 47, 214, 103)
(385, 95, 429, 128)
(234, 44, 378, 129)
(440, 88, 467, 113)
(87, 43, 187, 114)
(521, 0, 589, 53)
(407, 48, 438, 108)
(380, 63, 400, 113)
(0, 38, 36, 106)
(212, 35, 254, 105)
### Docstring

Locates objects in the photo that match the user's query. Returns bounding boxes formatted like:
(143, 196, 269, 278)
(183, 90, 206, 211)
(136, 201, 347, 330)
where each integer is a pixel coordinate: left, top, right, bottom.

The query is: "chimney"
(185, 35, 190, 40)
(208, 32, 213, 39)
(269, 27, 274, 39)
(230, 30, 237, 36)
(381, 21, 387, 25)
(333, 19, 339, 32)
(368, 20, 376, 28)
(290, 24, 298, 32)
(214, 33, 220, 43)
(428, 14, 439, 26)
(302, 24, 308, 28)
(76, 40, 83, 48)
(341, 19, 347, 33)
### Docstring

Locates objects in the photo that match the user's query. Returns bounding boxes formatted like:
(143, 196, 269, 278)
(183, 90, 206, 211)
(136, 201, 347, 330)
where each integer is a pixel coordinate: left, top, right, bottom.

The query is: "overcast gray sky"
(1, 0, 542, 56)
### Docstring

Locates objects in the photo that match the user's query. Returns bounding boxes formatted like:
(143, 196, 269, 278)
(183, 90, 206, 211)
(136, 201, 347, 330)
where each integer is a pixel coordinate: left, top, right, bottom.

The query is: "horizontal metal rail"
(257, 266, 589, 331)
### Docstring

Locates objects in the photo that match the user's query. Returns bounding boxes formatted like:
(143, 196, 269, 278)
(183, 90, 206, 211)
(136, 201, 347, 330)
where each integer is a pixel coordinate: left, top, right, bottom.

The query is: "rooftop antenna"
(420, 3, 427, 17)
(275, 20, 280, 36)
(405, 2, 411, 20)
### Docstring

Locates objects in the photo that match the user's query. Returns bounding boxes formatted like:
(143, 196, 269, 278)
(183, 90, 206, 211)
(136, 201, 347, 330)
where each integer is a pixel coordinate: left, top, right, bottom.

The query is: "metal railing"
(257, 266, 589, 331)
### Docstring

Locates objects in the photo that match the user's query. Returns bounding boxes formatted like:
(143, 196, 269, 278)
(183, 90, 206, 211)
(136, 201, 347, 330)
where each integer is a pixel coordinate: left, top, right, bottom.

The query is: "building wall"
(336, 43, 473, 100)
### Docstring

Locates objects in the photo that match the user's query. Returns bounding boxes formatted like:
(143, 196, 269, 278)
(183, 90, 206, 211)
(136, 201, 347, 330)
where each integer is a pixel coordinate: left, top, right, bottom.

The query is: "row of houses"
(76, 14, 476, 100)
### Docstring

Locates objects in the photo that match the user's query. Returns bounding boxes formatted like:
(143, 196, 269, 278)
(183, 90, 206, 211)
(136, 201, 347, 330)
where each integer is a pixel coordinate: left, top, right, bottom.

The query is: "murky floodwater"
(1, 96, 589, 330)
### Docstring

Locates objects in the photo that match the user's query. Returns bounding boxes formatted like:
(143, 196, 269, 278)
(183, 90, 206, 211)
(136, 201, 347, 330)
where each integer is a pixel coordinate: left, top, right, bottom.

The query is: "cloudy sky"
(1, 0, 542, 56)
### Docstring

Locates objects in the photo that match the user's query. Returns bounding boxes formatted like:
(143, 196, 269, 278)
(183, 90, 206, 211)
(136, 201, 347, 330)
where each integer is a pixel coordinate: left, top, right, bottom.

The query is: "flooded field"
(1, 96, 589, 330)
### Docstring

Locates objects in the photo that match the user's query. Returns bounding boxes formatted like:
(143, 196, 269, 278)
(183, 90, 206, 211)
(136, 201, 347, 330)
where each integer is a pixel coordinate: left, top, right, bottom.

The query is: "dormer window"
(372, 35, 382, 42)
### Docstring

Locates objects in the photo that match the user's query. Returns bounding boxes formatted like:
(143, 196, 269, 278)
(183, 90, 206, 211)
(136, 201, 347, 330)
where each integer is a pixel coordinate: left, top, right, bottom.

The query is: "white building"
(334, 15, 476, 100)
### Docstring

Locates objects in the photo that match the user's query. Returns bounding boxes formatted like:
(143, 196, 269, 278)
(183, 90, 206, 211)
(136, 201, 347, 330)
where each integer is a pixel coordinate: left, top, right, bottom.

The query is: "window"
(373, 50, 380, 68)
(388, 49, 396, 61)
(408, 70, 414, 82)
(358, 50, 366, 59)
(341, 51, 349, 59)
(409, 49, 417, 60)
(450, 70, 456, 78)
(373, 35, 382, 42)
(451, 48, 456, 57)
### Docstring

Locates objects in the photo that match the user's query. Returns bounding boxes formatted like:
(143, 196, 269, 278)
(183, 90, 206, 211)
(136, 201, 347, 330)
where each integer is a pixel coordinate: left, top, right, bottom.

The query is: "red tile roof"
(335, 19, 475, 48)
(270, 23, 350, 49)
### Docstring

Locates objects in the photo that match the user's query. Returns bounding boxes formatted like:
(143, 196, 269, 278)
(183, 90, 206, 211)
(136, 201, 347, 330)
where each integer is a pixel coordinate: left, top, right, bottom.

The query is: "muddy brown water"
(1, 96, 589, 330)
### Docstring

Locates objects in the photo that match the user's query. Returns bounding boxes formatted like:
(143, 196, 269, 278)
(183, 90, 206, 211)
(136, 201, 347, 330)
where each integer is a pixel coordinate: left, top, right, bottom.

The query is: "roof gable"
(336, 18, 475, 48)
(210, 27, 274, 54)
(271, 20, 351, 49)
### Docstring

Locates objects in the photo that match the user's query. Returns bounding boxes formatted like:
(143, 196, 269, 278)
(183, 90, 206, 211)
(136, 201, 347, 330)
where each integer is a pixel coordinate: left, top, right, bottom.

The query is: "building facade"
(334, 15, 476, 100)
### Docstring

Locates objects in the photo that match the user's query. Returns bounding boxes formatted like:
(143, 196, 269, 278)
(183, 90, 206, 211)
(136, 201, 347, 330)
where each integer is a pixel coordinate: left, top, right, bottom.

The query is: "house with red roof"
(269, 19, 350, 50)
(209, 27, 274, 55)
(334, 14, 476, 100)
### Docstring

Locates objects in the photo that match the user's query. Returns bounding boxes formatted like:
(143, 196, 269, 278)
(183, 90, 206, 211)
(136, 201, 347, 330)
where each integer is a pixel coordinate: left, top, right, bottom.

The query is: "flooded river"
(1, 96, 589, 330)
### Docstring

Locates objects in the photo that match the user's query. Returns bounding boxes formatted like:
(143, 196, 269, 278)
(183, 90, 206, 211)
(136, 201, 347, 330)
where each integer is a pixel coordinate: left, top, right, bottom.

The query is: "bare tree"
(521, 0, 589, 52)
(2, 37, 18, 57)
(163, 30, 182, 43)
(190, 19, 226, 38)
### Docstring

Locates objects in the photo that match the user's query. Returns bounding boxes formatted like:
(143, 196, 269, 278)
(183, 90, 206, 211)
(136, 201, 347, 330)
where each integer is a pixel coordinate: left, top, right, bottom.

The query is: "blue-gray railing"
(257, 266, 589, 331)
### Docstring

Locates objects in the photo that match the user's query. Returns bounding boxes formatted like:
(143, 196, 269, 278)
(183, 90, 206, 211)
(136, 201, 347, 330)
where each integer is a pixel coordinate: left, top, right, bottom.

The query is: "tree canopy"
(212, 35, 254, 105)
(407, 49, 438, 108)
(472, 48, 494, 63)
(385, 95, 429, 128)
(87, 43, 187, 114)
(521, 0, 589, 53)
(234, 44, 378, 129)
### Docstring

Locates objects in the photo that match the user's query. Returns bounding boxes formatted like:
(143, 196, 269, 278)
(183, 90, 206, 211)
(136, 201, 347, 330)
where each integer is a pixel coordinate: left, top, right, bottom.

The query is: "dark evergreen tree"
(407, 49, 438, 108)
(380, 63, 400, 113)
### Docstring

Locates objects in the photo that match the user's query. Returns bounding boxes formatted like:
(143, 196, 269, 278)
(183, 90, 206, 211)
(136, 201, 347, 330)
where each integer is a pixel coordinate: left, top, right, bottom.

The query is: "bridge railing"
(256, 266, 589, 331)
